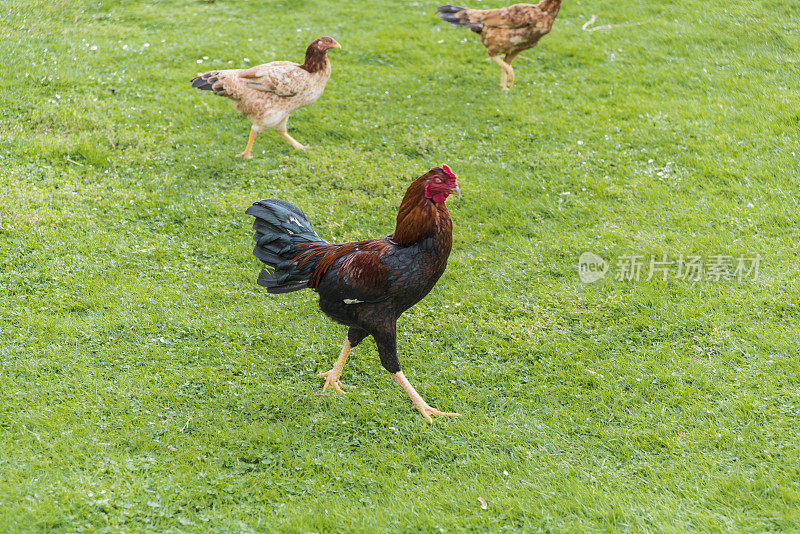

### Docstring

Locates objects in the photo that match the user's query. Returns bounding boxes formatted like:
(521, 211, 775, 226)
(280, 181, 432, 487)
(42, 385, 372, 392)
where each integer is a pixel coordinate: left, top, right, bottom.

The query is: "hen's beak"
(453, 185, 461, 197)
(330, 40, 342, 49)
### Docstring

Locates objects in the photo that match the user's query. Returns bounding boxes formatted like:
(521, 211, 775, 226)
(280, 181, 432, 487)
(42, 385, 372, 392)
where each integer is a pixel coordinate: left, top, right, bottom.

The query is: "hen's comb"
(441, 164, 457, 181)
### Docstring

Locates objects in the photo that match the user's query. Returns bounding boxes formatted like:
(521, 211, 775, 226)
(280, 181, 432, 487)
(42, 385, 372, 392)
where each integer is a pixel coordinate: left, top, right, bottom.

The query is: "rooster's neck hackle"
(393, 177, 451, 248)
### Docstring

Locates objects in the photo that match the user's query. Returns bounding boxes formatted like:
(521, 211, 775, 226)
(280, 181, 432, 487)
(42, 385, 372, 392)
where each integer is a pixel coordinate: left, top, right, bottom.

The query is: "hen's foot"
(500, 70, 514, 90)
(492, 56, 514, 91)
(238, 128, 257, 159)
(278, 131, 310, 151)
(318, 369, 355, 394)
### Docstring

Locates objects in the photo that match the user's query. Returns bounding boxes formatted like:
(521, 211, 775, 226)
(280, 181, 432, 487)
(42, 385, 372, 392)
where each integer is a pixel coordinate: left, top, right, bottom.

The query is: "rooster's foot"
(413, 399, 461, 423)
(318, 369, 355, 394)
(392, 370, 460, 423)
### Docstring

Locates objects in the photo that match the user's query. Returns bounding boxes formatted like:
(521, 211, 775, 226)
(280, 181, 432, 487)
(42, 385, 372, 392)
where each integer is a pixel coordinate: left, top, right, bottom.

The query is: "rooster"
(246, 166, 461, 422)
(191, 37, 340, 159)
(438, 1, 561, 90)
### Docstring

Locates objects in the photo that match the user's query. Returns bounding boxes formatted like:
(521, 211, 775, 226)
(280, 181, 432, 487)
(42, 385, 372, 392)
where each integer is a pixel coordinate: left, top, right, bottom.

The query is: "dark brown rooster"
(246, 166, 461, 422)
(438, 1, 561, 90)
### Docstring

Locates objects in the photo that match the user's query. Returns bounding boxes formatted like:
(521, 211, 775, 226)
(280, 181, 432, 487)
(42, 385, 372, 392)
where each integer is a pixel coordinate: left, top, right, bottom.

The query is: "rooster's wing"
(300, 240, 395, 305)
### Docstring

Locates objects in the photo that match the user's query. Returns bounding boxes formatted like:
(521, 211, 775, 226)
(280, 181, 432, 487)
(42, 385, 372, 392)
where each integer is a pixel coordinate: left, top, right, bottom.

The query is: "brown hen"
(191, 37, 340, 159)
(438, 1, 561, 90)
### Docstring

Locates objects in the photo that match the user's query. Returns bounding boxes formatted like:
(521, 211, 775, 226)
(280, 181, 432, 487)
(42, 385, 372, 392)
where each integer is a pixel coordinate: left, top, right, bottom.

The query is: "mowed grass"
(1, 0, 799, 531)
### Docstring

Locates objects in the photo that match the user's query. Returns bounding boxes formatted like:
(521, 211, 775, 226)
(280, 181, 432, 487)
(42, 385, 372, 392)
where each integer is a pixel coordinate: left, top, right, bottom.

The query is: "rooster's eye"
(435, 177, 442, 183)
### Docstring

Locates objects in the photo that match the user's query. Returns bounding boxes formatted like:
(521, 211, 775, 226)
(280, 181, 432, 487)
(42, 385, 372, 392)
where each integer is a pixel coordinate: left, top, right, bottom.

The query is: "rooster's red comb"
(441, 164, 457, 181)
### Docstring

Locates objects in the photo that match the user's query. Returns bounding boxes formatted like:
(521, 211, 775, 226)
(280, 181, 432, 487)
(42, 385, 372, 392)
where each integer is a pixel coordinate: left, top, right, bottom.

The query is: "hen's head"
(423, 165, 460, 204)
(312, 37, 341, 51)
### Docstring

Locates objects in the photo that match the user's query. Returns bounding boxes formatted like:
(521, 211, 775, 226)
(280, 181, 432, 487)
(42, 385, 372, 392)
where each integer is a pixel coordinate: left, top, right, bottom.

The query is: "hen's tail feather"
(437, 5, 484, 33)
(191, 71, 228, 95)
(246, 199, 328, 294)
(438, 4, 467, 13)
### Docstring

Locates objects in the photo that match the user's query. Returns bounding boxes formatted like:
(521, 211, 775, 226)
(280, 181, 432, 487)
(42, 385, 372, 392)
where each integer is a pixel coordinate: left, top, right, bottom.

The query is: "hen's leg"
(503, 52, 520, 88)
(318, 337, 355, 394)
(392, 371, 460, 423)
(279, 131, 310, 150)
(236, 126, 258, 159)
(275, 116, 310, 150)
(491, 56, 514, 91)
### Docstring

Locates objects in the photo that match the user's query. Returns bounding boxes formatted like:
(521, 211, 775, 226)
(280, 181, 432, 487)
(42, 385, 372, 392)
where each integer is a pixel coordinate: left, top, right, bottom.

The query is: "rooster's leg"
(392, 371, 460, 423)
(236, 127, 257, 159)
(491, 56, 514, 91)
(318, 337, 355, 394)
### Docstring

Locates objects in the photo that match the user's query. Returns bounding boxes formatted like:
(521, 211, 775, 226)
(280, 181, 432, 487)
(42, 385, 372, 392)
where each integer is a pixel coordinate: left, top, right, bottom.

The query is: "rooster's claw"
(318, 369, 355, 394)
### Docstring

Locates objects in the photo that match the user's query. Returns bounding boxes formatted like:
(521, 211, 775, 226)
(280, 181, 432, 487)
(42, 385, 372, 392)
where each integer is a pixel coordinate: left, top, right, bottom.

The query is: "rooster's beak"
(453, 185, 461, 197)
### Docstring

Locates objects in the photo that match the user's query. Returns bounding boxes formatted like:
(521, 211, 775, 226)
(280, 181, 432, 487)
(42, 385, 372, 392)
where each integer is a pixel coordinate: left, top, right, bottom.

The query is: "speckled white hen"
(191, 37, 340, 159)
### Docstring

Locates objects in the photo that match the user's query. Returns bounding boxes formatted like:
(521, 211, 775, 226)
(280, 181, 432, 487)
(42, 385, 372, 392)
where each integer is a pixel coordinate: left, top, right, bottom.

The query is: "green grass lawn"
(2, 0, 800, 531)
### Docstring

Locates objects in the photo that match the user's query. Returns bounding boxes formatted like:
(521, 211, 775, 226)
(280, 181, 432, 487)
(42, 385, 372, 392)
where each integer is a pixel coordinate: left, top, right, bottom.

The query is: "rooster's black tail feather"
(246, 199, 328, 294)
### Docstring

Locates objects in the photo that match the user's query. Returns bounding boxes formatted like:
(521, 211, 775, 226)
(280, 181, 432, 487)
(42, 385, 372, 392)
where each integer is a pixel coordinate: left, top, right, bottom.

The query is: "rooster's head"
(424, 165, 460, 204)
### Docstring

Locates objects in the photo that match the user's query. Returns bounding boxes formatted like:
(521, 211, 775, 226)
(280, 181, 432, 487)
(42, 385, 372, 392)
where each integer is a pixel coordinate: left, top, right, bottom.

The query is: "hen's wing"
(237, 61, 309, 97)
(474, 4, 541, 29)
